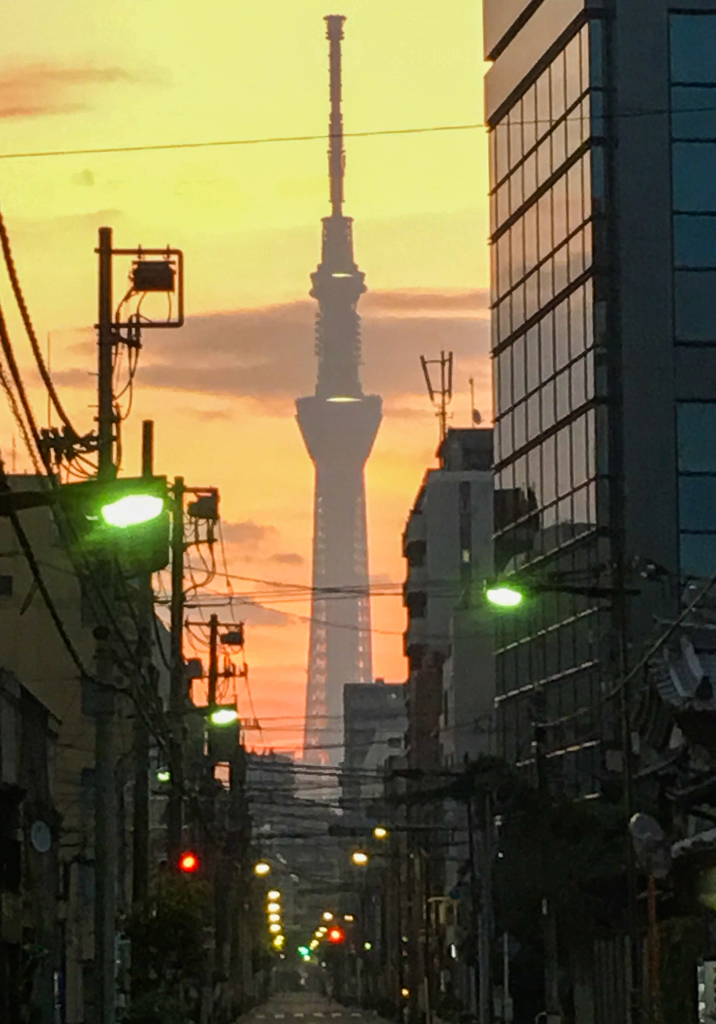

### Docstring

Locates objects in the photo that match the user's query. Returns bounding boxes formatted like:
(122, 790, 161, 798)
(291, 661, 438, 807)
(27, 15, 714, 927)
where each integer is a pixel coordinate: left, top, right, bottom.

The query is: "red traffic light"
(178, 851, 200, 874)
(328, 926, 345, 944)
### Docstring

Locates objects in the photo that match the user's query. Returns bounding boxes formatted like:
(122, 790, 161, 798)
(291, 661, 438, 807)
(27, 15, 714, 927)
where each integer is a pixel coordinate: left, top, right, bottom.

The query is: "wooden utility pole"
(477, 792, 494, 1024)
(94, 225, 118, 1024)
(168, 476, 185, 867)
(208, 613, 219, 706)
(533, 702, 562, 1024)
(132, 420, 154, 907)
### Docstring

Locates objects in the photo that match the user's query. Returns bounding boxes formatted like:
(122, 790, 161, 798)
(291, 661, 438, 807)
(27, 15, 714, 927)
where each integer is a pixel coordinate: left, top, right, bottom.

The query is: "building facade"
(403, 428, 495, 771)
(0, 668, 59, 1024)
(341, 680, 406, 821)
(485, 0, 716, 795)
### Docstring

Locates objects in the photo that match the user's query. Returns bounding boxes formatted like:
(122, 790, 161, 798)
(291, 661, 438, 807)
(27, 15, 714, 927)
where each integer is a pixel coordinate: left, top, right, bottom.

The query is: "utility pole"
(466, 799, 480, 1019)
(477, 792, 494, 1024)
(168, 476, 185, 867)
(132, 421, 154, 908)
(533, 699, 562, 1024)
(94, 225, 118, 1024)
(208, 613, 219, 706)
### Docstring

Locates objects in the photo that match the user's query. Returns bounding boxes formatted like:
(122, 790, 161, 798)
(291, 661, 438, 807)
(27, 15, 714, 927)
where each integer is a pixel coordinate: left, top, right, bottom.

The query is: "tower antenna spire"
(296, 15, 382, 768)
(325, 14, 346, 217)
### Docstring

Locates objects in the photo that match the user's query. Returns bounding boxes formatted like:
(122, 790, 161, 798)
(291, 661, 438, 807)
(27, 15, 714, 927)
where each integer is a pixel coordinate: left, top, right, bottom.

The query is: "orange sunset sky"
(0, 1, 492, 755)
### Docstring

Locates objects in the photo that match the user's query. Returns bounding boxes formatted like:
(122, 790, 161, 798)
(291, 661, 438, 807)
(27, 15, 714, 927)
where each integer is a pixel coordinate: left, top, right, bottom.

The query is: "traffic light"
(178, 851, 200, 874)
(327, 926, 345, 944)
(59, 476, 170, 574)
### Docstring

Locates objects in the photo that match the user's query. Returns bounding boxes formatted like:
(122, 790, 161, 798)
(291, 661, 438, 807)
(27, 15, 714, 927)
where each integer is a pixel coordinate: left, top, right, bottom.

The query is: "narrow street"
(238, 993, 382, 1024)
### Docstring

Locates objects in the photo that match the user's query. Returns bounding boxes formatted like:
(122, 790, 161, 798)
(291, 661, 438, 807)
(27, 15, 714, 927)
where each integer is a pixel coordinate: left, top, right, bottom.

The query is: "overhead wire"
(0, 102, 708, 165)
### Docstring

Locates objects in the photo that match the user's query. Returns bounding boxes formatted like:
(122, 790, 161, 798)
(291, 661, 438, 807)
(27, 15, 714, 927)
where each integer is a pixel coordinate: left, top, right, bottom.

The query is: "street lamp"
(268, 913, 281, 923)
(268, 902, 281, 913)
(208, 705, 238, 726)
(351, 850, 369, 866)
(268, 889, 281, 900)
(373, 826, 389, 840)
(484, 584, 524, 609)
(254, 861, 271, 877)
(484, 577, 639, 609)
(100, 493, 164, 528)
(322, 911, 334, 921)
(269, 923, 281, 934)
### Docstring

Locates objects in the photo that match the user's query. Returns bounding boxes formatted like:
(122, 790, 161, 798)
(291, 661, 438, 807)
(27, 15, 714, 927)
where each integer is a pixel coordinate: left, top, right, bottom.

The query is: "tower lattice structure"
(297, 15, 382, 766)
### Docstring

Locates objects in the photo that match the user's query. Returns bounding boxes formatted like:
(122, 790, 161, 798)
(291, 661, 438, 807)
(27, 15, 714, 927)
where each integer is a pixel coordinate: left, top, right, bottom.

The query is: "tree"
(125, 874, 211, 1024)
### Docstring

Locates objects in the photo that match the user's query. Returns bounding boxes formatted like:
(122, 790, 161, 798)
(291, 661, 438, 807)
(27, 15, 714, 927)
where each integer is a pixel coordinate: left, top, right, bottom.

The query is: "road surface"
(238, 992, 384, 1024)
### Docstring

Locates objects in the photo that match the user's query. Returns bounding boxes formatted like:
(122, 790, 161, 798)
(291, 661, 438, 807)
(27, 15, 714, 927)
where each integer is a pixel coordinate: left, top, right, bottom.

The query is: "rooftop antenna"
(420, 350, 453, 445)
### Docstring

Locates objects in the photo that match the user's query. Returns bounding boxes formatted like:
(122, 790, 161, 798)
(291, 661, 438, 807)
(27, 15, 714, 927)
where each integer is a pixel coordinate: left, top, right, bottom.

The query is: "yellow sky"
(0, 1, 492, 754)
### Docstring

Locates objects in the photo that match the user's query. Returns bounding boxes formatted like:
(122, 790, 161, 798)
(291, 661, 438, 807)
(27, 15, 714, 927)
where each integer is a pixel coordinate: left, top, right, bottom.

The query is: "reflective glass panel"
(677, 403, 716, 472)
(681, 532, 716, 577)
(673, 144, 716, 211)
(672, 87, 716, 140)
(674, 270, 716, 340)
(671, 14, 716, 84)
(673, 215, 716, 267)
(679, 476, 716, 531)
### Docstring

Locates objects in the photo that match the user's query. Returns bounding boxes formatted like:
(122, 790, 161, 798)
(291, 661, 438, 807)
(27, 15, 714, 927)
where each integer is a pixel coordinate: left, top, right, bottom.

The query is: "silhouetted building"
(0, 668, 59, 1024)
(341, 680, 406, 822)
(297, 16, 381, 766)
(485, 1, 716, 795)
(403, 428, 495, 772)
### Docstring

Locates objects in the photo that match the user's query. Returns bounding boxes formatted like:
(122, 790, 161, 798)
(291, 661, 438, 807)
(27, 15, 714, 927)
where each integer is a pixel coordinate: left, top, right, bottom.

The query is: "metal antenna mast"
(296, 15, 382, 766)
(327, 14, 345, 217)
(421, 350, 454, 445)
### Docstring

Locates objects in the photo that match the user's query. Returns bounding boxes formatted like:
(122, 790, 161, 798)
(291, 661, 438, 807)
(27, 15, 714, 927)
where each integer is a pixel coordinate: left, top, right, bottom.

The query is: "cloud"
(361, 289, 489, 316)
(0, 63, 154, 120)
(221, 520, 279, 548)
(189, 407, 232, 422)
(269, 552, 305, 566)
(136, 293, 487, 407)
(229, 598, 292, 629)
(49, 290, 492, 415)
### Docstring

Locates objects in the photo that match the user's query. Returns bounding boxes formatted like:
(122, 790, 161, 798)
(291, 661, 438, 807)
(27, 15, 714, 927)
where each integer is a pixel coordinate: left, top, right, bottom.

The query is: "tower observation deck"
(297, 15, 382, 766)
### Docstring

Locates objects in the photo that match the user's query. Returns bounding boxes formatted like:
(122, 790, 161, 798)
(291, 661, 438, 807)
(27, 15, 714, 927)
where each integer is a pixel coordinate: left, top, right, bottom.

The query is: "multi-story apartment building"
(403, 428, 495, 772)
(485, 0, 716, 795)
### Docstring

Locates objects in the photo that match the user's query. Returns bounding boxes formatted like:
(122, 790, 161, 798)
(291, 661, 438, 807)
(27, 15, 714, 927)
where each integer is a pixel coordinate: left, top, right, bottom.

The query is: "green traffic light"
(100, 493, 164, 529)
(297, 946, 310, 956)
(485, 584, 524, 609)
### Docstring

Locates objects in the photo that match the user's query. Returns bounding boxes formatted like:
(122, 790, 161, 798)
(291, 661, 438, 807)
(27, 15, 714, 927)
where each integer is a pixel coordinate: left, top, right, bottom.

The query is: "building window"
(677, 402, 716, 577)
(0, 575, 13, 598)
(671, 13, 716, 354)
(674, 270, 716, 341)
(674, 215, 716, 268)
(670, 13, 716, 85)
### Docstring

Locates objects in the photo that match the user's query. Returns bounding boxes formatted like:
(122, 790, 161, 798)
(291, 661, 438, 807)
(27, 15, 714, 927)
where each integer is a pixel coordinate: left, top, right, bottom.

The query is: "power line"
(0, 123, 484, 163)
(0, 102, 710, 164)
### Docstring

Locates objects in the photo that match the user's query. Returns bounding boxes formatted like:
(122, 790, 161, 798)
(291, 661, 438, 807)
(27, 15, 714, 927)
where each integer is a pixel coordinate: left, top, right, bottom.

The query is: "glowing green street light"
(484, 584, 524, 609)
(100, 493, 164, 528)
(208, 706, 239, 726)
(156, 768, 171, 784)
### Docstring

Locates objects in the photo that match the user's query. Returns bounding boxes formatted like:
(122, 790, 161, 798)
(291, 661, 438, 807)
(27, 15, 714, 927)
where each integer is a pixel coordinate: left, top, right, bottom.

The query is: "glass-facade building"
(485, 0, 716, 795)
